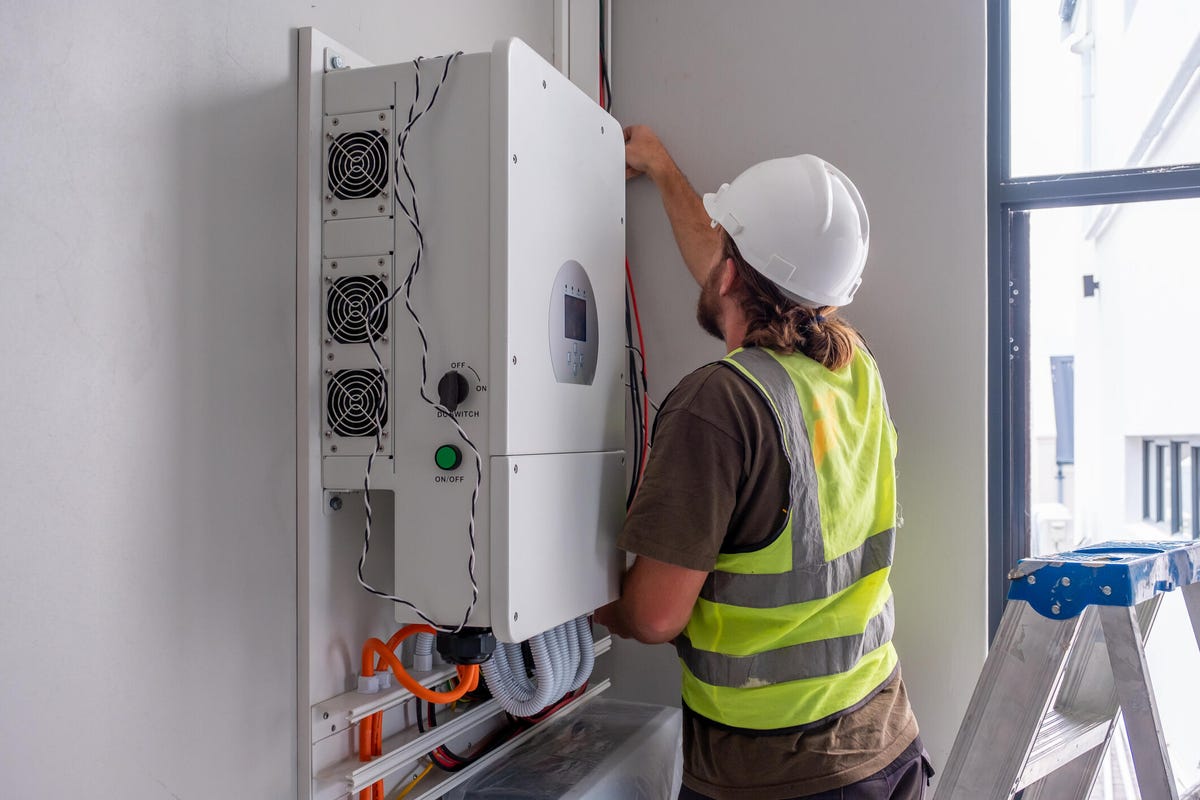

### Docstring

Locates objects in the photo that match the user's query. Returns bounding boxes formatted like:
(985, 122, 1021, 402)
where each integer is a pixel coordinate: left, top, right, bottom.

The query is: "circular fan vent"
(328, 130, 389, 200)
(327, 276, 389, 343)
(326, 369, 388, 438)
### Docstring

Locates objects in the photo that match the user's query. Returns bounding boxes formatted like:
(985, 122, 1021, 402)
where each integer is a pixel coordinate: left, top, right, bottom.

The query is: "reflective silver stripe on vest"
(703, 527, 896, 608)
(678, 595, 896, 688)
(700, 347, 894, 609)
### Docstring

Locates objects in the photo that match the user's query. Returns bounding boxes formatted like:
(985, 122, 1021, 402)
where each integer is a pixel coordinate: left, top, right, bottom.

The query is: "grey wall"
(0, 0, 988, 791)
(606, 0, 989, 770)
(0, 2, 551, 797)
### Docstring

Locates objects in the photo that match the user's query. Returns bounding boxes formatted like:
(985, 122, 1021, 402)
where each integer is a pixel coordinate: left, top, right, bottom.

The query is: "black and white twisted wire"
(353, 51, 482, 634)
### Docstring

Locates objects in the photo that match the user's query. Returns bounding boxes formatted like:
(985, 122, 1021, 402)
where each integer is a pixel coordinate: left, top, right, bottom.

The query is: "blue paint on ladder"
(1006, 540, 1200, 620)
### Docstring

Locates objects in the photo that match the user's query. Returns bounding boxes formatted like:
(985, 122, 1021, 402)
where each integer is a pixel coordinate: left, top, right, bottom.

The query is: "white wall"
(0, 2, 551, 797)
(606, 0, 989, 770)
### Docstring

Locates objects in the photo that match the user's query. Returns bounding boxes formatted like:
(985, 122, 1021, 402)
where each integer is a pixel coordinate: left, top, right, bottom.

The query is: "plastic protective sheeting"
(447, 698, 682, 799)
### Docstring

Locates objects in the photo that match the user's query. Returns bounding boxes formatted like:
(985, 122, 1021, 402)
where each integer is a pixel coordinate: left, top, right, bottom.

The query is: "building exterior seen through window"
(1002, 1, 1200, 795)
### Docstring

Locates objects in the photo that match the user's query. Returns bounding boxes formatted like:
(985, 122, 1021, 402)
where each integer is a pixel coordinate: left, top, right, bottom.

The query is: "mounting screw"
(331, 56, 345, 70)
(325, 133, 333, 140)
(330, 445, 339, 453)
(329, 496, 343, 511)
(324, 193, 333, 200)
(512, 154, 518, 164)
(512, 355, 518, 365)
(324, 276, 333, 284)
(513, 464, 519, 474)
(332, 117, 340, 126)
(381, 432, 389, 439)
(513, 612, 519, 621)
(1027, 575, 1036, 584)
(1102, 585, 1112, 595)
(322, 711, 330, 720)
(331, 208, 339, 217)
(1061, 577, 1071, 587)
(330, 724, 336, 732)
(324, 431, 332, 438)
(380, 127, 388, 134)
(331, 260, 339, 269)
(378, 258, 386, 266)
(381, 335, 389, 343)
(324, 369, 333, 376)
(324, 337, 332, 345)
(601, 125, 605, 134)
(1051, 603, 1061, 615)
(377, 204, 385, 213)
(378, 112, 386, 121)
(380, 272, 388, 279)
(327, 353, 335, 361)
(542, 80, 547, 88)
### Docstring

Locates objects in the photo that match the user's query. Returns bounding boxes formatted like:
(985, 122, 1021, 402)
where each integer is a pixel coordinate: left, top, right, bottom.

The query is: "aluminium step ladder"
(936, 540, 1200, 800)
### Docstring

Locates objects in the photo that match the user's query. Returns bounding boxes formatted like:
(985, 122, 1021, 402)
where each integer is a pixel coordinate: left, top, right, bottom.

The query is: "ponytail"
(724, 233, 860, 371)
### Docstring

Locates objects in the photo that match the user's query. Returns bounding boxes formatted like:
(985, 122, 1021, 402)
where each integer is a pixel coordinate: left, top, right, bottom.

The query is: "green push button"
(435, 444, 462, 471)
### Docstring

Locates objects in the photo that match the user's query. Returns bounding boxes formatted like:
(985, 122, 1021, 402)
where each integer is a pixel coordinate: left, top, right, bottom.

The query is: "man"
(595, 126, 930, 800)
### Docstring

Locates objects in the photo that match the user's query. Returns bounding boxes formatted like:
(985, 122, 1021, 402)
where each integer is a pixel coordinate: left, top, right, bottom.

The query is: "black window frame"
(987, 0, 1200, 636)
(1140, 437, 1200, 539)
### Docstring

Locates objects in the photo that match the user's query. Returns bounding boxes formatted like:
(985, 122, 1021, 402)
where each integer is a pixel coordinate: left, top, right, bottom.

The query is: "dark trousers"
(678, 736, 933, 800)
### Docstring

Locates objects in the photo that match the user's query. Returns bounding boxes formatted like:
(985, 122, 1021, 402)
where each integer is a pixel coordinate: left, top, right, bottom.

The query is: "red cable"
(625, 259, 650, 478)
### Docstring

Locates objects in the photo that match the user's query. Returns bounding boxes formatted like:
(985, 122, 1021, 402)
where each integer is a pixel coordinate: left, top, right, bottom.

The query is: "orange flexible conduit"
(357, 625, 482, 800)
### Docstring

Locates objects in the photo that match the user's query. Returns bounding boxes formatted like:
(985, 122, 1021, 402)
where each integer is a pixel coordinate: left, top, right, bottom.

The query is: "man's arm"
(624, 125, 722, 287)
(594, 554, 709, 644)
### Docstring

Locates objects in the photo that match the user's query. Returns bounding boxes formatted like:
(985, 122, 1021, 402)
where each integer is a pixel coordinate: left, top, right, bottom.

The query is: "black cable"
(599, 0, 613, 113)
(625, 292, 643, 507)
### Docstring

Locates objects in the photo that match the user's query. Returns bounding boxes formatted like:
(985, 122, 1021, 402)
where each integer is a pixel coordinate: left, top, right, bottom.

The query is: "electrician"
(595, 126, 931, 800)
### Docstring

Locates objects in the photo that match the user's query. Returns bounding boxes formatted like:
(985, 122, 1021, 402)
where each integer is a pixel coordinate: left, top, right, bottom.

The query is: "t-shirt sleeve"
(617, 382, 745, 573)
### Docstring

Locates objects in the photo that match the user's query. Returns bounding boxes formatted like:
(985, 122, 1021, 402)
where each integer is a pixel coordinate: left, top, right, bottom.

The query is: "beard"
(696, 265, 725, 341)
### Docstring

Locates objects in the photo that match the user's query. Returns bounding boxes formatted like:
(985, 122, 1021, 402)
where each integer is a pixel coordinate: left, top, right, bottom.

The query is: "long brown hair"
(724, 232, 861, 371)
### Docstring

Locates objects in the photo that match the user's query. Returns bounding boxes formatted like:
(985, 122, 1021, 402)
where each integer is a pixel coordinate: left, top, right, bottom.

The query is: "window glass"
(1009, 0, 1200, 177)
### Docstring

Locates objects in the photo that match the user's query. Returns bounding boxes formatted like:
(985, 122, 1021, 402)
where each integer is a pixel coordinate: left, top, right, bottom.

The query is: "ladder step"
(1019, 710, 1112, 790)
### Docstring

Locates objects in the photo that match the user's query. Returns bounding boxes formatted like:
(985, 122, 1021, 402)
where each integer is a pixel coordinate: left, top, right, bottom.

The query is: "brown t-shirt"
(618, 360, 918, 799)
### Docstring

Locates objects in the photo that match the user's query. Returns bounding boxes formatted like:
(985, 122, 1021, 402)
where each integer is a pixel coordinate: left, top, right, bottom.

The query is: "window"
(1140, 437, 1200, 537)
(992, 3, 1200, 792)
(989, 0, 1200, 630)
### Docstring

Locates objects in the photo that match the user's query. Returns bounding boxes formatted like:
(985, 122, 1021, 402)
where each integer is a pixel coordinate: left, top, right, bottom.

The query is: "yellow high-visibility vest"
(679, 346, 899, 731)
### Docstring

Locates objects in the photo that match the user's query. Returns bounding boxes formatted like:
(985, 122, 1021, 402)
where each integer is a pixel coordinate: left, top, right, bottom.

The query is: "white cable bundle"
(480, 616, 595, 717)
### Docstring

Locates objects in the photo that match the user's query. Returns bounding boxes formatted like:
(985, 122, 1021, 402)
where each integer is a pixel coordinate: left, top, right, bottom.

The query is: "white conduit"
(480, 615, 595, 717)
(412, 631, 436, 673)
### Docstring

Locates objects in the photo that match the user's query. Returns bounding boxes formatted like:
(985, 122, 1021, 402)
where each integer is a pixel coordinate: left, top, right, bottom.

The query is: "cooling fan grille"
(326, 369, 388, 438)
(327, 275, 389, 343)
(327, 130, 389, 200)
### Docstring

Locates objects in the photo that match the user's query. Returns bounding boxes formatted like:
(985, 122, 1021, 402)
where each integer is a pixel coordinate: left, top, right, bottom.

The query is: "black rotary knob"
(437, 370, 471, 412)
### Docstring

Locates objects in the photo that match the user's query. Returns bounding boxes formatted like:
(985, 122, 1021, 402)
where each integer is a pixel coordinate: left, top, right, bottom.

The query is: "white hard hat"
(702, 155, 870, 307)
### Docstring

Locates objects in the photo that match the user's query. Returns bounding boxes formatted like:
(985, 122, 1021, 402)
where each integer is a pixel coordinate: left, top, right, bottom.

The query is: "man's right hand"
(622, 123, 720, 287)
(624, 125, 671, 182)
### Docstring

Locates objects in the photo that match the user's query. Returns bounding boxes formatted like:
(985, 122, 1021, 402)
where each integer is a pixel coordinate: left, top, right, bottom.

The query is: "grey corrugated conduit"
(562, 620, 580, 698)
(480, 615, 594, 717)
(570, 616, 594, 691)
(548, 622, 571, 701)
(412, 631, 436, 673)
(480, 633, 556, 716)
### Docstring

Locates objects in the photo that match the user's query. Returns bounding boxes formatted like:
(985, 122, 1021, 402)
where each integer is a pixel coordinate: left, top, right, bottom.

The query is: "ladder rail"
(1099, 603, 1179, 800)
(935, 541, 1200, 800)
(935, 601, 1082, 799)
